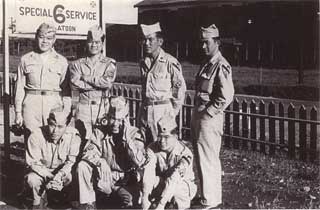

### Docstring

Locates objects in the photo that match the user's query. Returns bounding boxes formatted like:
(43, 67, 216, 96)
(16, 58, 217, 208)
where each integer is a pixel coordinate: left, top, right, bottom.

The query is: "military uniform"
(141, 116, 196, 210)
(15, 49, 71, 131)
(25, 126, 81, 206)
(191, 24, 234, 208)
(77, 96, 145, 207)
(77, 124, 145, 206)
(139, 48, 186, 143)
(69, 53, 116, 139)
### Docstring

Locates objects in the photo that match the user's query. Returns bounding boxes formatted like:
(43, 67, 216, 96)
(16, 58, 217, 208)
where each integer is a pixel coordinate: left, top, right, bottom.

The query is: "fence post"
(288, 104, 296, 159)
(299, 105, 307, 161)
(185, 94, 193, 141)
(310, 107, 318, 162)
(233, 98, 240, 149)
(128, 88, 134, 125)
(242, 100, 248, 150)
(259, 101, 266, 154)
(224, 105, 231, 148)
(279, 102, 285, 148)
(268, 101, 276, 155)
(250, 100, 257, 151)
(135, 89, 141, 126)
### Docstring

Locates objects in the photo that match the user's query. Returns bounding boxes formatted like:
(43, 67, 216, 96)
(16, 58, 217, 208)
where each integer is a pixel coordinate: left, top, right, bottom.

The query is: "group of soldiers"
(13, 21, 234, 210)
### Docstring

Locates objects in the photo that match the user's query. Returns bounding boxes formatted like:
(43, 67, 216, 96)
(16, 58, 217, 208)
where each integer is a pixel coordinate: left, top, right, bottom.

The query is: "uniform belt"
(144, 99, 171, 106)
(25, 89, 61, 96)
(79, 99, 102, 105)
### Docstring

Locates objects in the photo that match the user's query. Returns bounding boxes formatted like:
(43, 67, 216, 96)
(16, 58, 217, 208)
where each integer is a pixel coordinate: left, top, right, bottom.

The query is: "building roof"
(135, 0, 317, 8)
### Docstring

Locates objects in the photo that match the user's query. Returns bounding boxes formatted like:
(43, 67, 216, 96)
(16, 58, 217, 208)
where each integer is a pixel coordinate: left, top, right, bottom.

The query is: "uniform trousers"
(25, 171, 72, 206)
(191, 110, 223, 207)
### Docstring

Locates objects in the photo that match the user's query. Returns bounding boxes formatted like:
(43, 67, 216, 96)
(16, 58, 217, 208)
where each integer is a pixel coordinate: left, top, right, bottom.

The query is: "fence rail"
(1, 80, 319, 162)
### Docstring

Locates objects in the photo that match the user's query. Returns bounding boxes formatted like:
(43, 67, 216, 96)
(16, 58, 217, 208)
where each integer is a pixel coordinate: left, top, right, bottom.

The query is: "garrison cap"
(87, 25, 105, 41)
(200, 24, 219, 40)
(48, 107, 67, 125)
(140, 22, 161, 36)
(157, 115, 177, 136)
(36, 22, 56, 37)
(109, 96, 129, 119)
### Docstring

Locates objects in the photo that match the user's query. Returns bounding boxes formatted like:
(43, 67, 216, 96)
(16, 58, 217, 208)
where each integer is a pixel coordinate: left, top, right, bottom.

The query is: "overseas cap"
(200, 24, 219, 39)
(36, 22, 56, 37)
(140, 22, 161, 36)
(109, 96, 129, 119)
(157, 115, 177, 136)
(87, 25, 105, 41)
(48, 107, 67, 125)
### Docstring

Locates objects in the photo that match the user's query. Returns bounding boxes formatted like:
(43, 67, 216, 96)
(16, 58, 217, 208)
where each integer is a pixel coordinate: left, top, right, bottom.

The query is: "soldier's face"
(87, 38, 103, 55)
(48, 120, 66, 142)
(142, 33, 162, 55)
(36, 32, 56, 52)
(109, 117, 124, 134)
(201, 38, 219, 57)
(158, 135, 176, 151)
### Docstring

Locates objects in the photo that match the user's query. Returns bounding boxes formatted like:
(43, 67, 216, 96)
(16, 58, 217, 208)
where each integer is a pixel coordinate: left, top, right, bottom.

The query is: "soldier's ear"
(158, 37, 164, 46)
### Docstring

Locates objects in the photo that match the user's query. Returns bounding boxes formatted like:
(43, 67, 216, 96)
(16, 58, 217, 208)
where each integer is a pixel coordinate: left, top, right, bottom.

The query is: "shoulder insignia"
(220, 63, 231, 77)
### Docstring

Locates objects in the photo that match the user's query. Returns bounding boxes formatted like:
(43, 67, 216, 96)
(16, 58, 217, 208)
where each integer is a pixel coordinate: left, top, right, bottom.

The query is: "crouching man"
(141, 116, 197, 210)
(24, 107, 81, 209)
(77, 96, 146, 209)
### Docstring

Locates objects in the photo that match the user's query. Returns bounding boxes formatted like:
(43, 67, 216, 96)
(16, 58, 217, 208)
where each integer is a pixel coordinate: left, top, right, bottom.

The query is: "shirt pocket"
(24, 64, 42, 85)
(47, 65, 63, 87)
(153, 71, 171, 91)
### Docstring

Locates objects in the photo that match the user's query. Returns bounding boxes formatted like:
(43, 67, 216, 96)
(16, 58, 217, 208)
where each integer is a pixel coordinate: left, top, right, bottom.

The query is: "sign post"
(2, 0, 11, 161)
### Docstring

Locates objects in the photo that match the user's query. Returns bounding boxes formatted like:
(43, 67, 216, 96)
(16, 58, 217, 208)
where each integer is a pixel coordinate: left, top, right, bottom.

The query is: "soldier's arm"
(169, 61, 186, 115)
(125, 128, 146, 168)
(59, 61, 72, 115)
(206, 63, 234, 117)
(14, 60, 26, 115)
(26, 132, 54, 179)
(69, 62, 95, 91)
(82, 61, 116, 89)
(58, 131, 82, 176)
(141, 148, 157, 210)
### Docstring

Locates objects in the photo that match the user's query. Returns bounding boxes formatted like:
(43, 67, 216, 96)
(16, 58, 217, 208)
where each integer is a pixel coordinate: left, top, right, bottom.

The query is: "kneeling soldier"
(77, 96, 146, 209)
(141, 116, 197, 210)
(24, 107, 81, 209)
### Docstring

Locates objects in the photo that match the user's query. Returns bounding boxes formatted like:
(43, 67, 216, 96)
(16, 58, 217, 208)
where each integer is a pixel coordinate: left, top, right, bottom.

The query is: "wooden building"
(134, 0, 319, 71)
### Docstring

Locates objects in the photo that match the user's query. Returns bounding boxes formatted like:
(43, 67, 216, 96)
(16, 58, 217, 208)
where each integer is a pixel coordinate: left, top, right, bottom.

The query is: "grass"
(219, 148, 320, 209)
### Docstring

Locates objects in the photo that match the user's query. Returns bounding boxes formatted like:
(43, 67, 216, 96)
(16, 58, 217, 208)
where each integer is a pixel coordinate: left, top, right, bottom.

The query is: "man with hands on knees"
(24, 107, 81, 209)
(141, 115, 197, 210)
(77, 96, 146, 209)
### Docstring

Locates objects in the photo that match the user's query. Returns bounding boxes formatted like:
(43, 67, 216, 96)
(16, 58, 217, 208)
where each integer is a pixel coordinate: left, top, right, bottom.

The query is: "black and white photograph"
(0, 0, 319, 209)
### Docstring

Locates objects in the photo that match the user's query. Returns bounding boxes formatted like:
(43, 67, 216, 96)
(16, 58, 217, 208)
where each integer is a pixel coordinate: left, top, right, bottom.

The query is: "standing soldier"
(138, 22, 186, 144)
(191, 24, 234, 208)
(141, 115, 197, 210)
(69, 25, 117, 140)
(14, 23, 71, 136)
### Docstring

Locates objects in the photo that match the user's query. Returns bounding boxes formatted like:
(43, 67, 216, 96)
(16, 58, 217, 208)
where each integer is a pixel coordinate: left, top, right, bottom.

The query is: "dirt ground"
(0, 144, 319, 209)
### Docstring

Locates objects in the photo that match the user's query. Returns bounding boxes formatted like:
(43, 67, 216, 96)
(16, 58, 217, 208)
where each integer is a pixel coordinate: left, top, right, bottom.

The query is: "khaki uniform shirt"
(194, 51, 234, 116)
(142, 140, 195, 197)
(69, 55, 116, 102)
(140, 48, 186, 111)
(14, 49, 71, 127)
(26, 126, 81, 178)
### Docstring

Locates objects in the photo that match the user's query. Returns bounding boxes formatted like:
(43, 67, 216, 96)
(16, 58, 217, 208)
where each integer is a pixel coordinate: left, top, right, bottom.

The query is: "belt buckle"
(40, 91, 46, 95)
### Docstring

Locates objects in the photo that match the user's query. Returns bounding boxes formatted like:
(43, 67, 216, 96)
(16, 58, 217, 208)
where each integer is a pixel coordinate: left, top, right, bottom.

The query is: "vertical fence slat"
(241, 100, 248, 150)
(299, 105, 307, 161)
(135, 89, 141, 125)
(224, 105, 231, 148)
(279, 102, 285, 148)
(268, 101, 276, 155)
(128, 88, 134, 125)
(259, 101, 266, 154)
(185, 94, 192, 140)
(250, 100, 257, 151)
(310, 107, 318, 162)
(288, 104, 296, 159)
(232, 98, 240, 149)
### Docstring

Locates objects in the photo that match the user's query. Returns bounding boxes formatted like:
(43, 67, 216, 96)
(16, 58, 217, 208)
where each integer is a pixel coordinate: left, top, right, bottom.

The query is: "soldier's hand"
(80, 75, 90, 82)
(15, 113, 23, 127)
(141, 197, 151, 210)
(43, 171, 54, 180)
